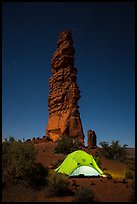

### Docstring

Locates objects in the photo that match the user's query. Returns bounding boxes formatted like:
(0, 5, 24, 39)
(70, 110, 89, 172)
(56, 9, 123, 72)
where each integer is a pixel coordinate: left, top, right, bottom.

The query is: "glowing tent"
(55, 150, 105, 177)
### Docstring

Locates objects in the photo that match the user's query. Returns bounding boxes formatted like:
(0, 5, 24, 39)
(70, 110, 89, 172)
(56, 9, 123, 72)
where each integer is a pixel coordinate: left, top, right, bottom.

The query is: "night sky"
(2, 2, 135, 147)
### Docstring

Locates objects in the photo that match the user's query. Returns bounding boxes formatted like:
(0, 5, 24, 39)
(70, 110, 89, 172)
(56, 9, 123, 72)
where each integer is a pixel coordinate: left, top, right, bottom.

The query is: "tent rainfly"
(55, 150, 105, 177)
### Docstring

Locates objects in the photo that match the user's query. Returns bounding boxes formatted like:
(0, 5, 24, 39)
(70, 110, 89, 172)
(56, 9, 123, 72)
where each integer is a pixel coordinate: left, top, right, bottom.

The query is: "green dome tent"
(55, 150, 105, 177)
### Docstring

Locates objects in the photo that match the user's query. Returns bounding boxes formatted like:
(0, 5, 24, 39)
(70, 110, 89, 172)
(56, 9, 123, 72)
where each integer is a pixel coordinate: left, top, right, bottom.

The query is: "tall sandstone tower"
(46, 30, 84, 145)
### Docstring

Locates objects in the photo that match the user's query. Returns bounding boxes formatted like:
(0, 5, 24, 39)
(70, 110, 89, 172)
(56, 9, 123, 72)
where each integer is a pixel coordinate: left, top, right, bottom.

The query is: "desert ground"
(2, 141, 135, 202)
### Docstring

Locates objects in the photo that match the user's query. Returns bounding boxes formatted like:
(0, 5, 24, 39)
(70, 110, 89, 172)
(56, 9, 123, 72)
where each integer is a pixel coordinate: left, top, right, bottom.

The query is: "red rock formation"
(46, 30, 84, 144)
(87, 129, 97, 148)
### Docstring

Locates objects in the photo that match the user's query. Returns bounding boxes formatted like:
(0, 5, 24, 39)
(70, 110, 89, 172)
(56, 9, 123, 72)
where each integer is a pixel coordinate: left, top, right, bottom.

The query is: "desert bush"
(54, 135, 80, 154)
(70, 138, 81, 153)
(2, 137, 37, 182)
(93, 150, 102, 168)
(94, 156, 101, 168)
(9, 135, 15, 144)
(124, 157, 135, 172)
(51, 159, 63, 169)
(47, 172, 70, 196)
(105, 172, 113, 180)
(54, 135, 72, 154)
(2, 177, 6, 188)
(130, 176, 135, 201)
(74, 186, 96, 202)
(99, 140, 128, 161)
(28, 163, 49, 187)
(124, 167, 135, 179)
(2, 138, 49, 187)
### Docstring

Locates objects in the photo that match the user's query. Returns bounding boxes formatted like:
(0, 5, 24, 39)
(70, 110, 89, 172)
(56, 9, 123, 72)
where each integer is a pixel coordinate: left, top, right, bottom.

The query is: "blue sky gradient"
(2, 2, 135, 147)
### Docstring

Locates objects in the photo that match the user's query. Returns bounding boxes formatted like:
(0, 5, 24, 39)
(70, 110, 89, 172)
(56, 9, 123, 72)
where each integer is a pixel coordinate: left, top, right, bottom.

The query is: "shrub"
(51, 159, 63, 169)
(2, 138, 37, 182)
(9, 135, 15, 144)
(54, 135, 72, 154)
(2, 137, 50, 188)
(124, 167, 135, 179)
(54, 135, 80, 154)
(99, 140, 128, 161)
(124, 157, 135, 171)
(28, 163, 49, 187)
(47, 172, 70, 196)
(2, 177, 6, 188)
(94, 156, 101, 168)
(74, 186, 96, 202)
(70, 138, 81, 153)
(105, 172, 113, 180)
(130, 176, 135, 201)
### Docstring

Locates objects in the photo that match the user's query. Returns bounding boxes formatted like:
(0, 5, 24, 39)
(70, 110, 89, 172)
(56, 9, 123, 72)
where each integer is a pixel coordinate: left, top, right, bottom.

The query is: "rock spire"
(87, 129, 97, 148)
(46, 30, 84, 144)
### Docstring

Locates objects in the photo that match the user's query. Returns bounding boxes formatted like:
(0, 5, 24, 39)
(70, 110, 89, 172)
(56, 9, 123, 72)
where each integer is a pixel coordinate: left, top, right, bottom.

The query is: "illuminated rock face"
(46, 30, 84, 144)
(87, 130, 97, 148)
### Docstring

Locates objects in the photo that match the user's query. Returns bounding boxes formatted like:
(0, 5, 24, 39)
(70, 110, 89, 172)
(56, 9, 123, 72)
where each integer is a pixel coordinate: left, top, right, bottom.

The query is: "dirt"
(2, 142, 135, 202)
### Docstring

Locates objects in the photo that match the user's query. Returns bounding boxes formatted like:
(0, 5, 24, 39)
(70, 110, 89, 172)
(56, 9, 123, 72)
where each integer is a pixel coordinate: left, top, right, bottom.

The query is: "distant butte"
(46, 30, 84, 145)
